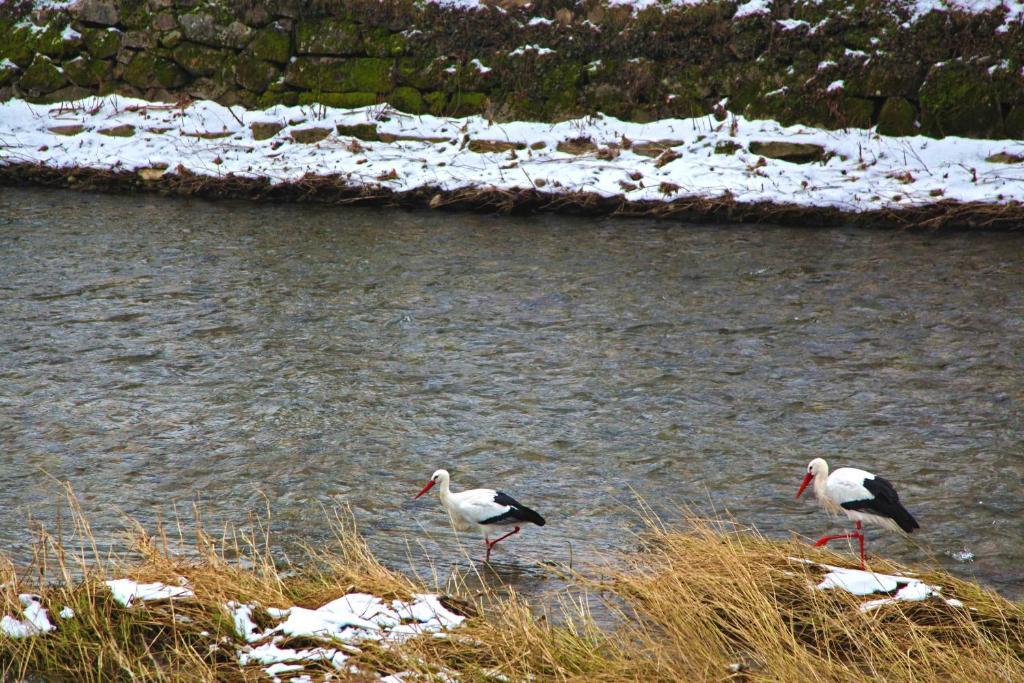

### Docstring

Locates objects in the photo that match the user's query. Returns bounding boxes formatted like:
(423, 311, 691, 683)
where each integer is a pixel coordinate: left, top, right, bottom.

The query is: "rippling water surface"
(1, 187, 1022, 598)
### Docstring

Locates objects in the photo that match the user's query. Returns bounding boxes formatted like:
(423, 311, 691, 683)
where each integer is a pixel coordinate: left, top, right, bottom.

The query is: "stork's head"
(796, 458, 828, 499)
(414, 469, 450, 499)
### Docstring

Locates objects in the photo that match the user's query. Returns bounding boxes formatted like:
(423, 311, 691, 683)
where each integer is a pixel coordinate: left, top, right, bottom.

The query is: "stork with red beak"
(796, 457, 920, 568)
(414, 469, 546, 562)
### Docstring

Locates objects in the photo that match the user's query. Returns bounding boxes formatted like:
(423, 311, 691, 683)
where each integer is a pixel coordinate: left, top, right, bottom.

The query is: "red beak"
(796, 472, 813, 499)
(414, 479, 436, 499)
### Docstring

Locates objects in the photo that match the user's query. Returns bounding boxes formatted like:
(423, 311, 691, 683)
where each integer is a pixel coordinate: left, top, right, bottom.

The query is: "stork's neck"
(813, 464, 830, 501)
(437, 475, 453, 506)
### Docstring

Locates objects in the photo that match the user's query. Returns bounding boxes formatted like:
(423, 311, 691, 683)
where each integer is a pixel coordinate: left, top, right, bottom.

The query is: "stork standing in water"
(796, 457, 919, 569)
(414, 469, 546, 562)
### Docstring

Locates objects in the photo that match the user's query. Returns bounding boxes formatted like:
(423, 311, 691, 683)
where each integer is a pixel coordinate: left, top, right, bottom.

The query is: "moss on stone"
(6, 23, 40, 68)
(36, 22, 81, 59)
(297, 91, 377, 108)
(919, 62, 1003, 138)
(235, 56, 279, 92)
(388, 85, 423, 113)
(285, 57, 392, 93)
(247, 25, 291, 64)
(1005, 105, 1024, 139)
(424, 90, 447, 115)
(876, 97, 917, 136)
(160, 29, 184, 49)
(172, 42, 227, 77)
(18, 54, 67, 94)
(62, 55, 111, 87)
(346, 58, 393, 92)
(123, 51, 188, 89)
(838, 96, 874, 129)
(846, 60, 926, 99)
(257, 90, 299, 107)
(82, 27, 122, 60)
(296, 18, 361, 56)
(0, 59, 19, 87)
(362, 27, 406, 58)
(396, 56, 444, 91)
(449, 90, 487, 116)
(336, 123, 380, 140)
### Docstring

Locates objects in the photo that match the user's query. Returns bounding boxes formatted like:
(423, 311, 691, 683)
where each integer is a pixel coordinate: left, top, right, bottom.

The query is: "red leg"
(484, 527, 521, 561)
(814, 522, 866, 569)
(814, 532, 860, 547)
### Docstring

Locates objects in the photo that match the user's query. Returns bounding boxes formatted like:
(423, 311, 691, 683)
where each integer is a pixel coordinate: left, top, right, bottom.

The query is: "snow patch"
(1, 595, 54, 638)
(106, 579, 194, 607)
(508, 44, 555, 56)
(230, 591, 464, 679)
(735, 0, 772, 17)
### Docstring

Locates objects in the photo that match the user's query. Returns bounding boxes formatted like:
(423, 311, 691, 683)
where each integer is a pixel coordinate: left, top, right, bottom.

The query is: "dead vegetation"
(1, 490, 1022, 682)
(2, 162, 1023, 230)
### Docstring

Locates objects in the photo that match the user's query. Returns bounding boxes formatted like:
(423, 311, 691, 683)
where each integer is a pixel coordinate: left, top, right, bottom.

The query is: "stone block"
(876, 97, 917, 136)
(123, 52, 188, 89)
(247, 25, 291, 64)
(123, 31, 156, 50)
(290, 126, 332, 143)
(76, 0, 119, 26)
(284, 57, 392, 93)
(296, 18, 361, 55)
(388, 85, 423, 114)
(99, 124, 136, 137)
(920, 62, 1003, 138)
(250, 121, 284, 140)
(83, 27, 122, 59)
(18, 55, 67, 94)
(62, 55, 111, 87)
(172, 42, 226, 76)
(748, 141, 825, 163)
(235, 56, 280, 92)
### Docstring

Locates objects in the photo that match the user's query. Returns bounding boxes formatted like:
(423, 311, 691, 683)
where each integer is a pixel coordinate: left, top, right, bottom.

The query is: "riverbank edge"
(5, 161, 1024, 230)
(1, 509, 1022, 681)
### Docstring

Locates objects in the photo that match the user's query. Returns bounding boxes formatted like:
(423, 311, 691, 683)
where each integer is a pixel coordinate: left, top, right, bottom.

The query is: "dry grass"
(4, 163, 1024, 230)
(0, 496, 1021, 682)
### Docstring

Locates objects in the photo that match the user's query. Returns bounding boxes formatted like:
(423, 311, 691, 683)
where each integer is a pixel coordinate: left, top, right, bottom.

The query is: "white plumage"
(797, 457, 919, 568)
(414, 469, 546, 561)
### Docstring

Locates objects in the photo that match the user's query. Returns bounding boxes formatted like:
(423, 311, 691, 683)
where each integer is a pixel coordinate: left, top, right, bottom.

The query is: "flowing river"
(1, 187, 1022, 599)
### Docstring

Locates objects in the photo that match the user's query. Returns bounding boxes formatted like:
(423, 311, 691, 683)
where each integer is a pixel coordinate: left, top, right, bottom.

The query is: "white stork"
(414, 469, 546, 562)
(796, 457, 920, 568)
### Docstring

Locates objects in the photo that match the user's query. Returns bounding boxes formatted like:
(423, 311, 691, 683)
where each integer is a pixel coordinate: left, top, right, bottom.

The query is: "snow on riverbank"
(1, 96, 1022, 218)
(791, 558, 968, 612)
(1, 578, 466, 681)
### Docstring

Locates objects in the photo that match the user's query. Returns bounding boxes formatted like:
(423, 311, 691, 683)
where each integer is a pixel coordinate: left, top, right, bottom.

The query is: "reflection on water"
(0, 187, 1022, 599)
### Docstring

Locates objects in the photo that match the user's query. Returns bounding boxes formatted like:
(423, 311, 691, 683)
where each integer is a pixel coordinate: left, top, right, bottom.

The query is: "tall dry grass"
(0, 493, 1021, 682)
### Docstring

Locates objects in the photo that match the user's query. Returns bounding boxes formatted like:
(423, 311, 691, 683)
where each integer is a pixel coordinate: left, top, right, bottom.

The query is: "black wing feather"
(840, 476, 920, 533)
(480, 491, 546, 527)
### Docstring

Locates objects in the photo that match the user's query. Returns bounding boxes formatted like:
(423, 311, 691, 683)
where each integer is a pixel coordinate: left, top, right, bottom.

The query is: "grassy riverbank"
(2, 499, 1022, 681)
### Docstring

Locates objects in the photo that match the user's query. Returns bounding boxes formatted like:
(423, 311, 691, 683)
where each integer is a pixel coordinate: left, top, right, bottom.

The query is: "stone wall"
(1, 0, 1023, 139)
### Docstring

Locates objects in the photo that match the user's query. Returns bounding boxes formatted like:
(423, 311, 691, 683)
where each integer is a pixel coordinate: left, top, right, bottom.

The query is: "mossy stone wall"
(1, 0, 1023, 139)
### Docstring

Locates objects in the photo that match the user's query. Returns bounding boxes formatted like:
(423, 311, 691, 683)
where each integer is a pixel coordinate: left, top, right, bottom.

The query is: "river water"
(1, 187, 1022, 599)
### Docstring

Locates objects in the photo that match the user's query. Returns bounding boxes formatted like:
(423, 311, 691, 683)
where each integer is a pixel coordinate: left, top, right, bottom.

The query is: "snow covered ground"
(2, 96, 1021, 220)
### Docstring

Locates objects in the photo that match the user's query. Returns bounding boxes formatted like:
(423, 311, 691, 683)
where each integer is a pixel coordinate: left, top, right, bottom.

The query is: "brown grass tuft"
(0, 493, 1020, 682)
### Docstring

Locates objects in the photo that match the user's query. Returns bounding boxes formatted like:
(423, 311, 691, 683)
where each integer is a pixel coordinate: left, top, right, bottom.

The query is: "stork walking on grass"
(796, 457, 919, 569)
(414, 469, 546, 562)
